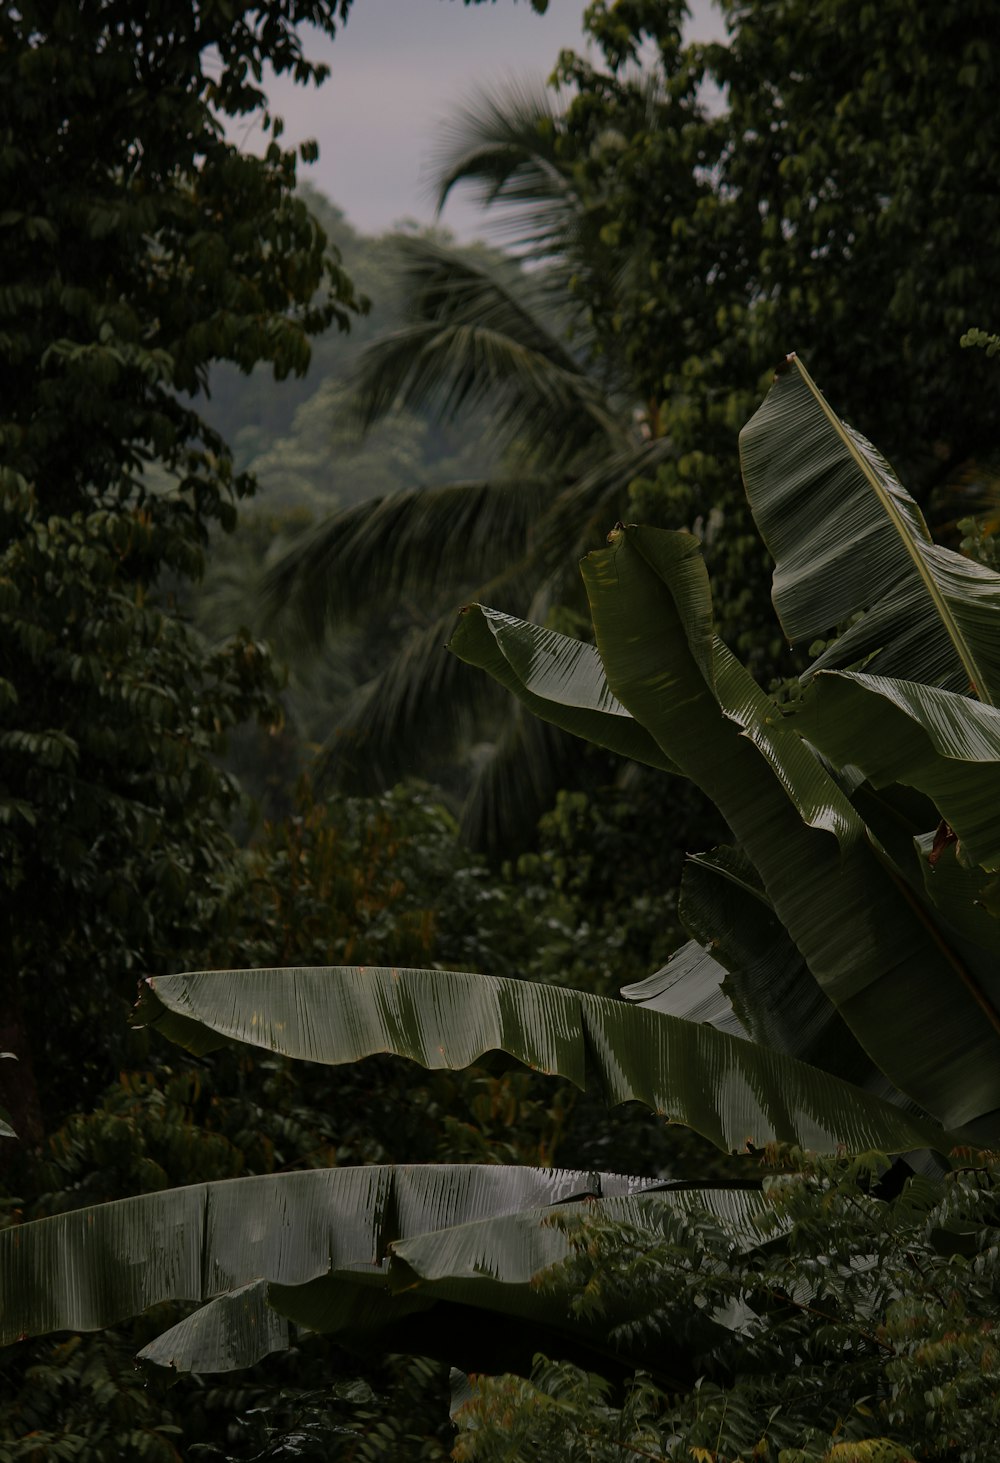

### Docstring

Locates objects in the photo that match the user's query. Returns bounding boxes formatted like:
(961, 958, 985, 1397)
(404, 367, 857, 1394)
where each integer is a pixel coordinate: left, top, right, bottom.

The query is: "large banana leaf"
(739, 355, 1000, 704)
(1, 1158, 779, 1377)
(131, 966, 944, 1155)
(0, 1164, 647, 1361)
(675, 849, 879, 1088)
(274, 1186, 774, 1370)
(796, 670, 1000, 871)
(620, 938, 746, 1036)
(580, 525, 1000, 1135)
(449, 603, 678, 773)
(451, 592, 886, 1093)
(448, 595, 861, 848)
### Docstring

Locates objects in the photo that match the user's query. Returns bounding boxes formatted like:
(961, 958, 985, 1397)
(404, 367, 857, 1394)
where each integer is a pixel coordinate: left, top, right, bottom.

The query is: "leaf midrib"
(793, 356, 991, 706)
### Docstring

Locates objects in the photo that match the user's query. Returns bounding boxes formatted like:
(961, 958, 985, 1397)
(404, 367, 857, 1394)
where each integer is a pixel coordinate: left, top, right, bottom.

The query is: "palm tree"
(264, 74, 718, 849)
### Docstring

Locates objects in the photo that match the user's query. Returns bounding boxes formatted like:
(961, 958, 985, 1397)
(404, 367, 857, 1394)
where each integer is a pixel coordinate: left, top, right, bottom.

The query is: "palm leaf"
(580, 524, 1000, 1135)
(739, 356, 1000, 704)
(431, 78, 587, 264)
(131, 965, 945, 1155)
(315, 608, 503, 793)
(351, 238, 622, 461)
(263, 476, 551, 639)
(456, 701, 589, 853)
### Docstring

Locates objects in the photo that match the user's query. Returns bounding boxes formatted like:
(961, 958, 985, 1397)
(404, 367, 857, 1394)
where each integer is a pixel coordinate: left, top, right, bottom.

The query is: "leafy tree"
(0, 0, 373, 1135)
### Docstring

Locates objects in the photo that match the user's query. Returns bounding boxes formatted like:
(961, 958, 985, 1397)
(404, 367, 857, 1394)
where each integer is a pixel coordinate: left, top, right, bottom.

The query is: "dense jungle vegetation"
(2, 1, 1000, 1459)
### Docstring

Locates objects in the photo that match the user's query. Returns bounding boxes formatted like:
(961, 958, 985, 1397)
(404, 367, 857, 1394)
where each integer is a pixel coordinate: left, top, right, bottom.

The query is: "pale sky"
(246, 0, 726, 241)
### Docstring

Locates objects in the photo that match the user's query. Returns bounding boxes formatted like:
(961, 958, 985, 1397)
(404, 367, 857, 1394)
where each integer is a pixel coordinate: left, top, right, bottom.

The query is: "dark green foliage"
(539, 0, 1000, 670)
(0, 0, 363, 534)
(265, 0, 1000, 838)
(0, 0, 367, 1136)
(453, 1151, 1000, 1462)
(556, 0, 1000, 492)
(0, 1329, 454, 1462)
(0, 1329, 186, 1463)
(0, 484, 283, 1127)
(510, 778, 725, 996)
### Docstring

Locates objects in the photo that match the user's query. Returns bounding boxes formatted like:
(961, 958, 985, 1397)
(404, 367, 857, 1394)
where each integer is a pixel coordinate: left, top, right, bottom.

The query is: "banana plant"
(4, 356, 1000, 1378)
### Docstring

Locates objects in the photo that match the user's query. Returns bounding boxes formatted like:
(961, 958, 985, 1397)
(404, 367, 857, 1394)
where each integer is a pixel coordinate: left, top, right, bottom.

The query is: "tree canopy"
(0, 0, 366, 1133)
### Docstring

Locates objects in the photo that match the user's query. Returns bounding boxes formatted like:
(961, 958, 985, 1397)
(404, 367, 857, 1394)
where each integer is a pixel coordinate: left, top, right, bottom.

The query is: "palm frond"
(431, 78, 585, 263)
(351, 238, 625, 460)
(458, 702, 588, 853)
(312, 551, 574, 806)
(263, 476, 552, 639)
(316, 609, 503, 794)
(537, 435, 681, 567)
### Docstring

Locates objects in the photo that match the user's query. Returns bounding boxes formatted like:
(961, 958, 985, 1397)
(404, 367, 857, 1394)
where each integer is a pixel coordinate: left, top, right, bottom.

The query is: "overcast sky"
(246, 0, 726, 242)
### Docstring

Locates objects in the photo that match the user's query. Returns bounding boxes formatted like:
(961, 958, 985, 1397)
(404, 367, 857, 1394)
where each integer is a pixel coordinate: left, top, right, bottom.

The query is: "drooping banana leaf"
(132, 965, 945, 1155)
(796, 669, 1000, 871)
(676, 849, 877, 1088)
(274, 1186, 774, 1380)
(450, 592, 872, 1085)
(620, 938, 746, 1037)
(0, 1163, 647, 1361)
(448, 603, 678, 772)
(580, 524, 1000, 1135)
(2, 1157, 779, 1378)
(449, 589, 862, 849)
(739, 355, 1000, 704)
(137, 1279, 290, 1372)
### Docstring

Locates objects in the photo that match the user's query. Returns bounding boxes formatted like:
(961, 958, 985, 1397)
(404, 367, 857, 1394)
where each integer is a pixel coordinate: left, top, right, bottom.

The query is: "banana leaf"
(676, 849, 877, 1088)
(132, 965, 945, 1155)
(796, 669, 1000, 871)
(274, 1186, 775, 1380)
(580, 524, 1000, 1134)
(620, 938, 746, 1036)
(138, 1279, 289, 1372)
(448, 603, 678, 772)
(739, 355, 1000, 704)
(2, 1158, 776, 1377)
(0, 1163, 648, 1362)
(449, 595, 861, 848)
